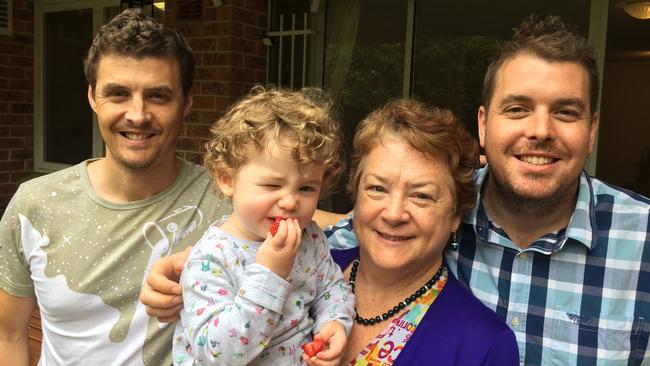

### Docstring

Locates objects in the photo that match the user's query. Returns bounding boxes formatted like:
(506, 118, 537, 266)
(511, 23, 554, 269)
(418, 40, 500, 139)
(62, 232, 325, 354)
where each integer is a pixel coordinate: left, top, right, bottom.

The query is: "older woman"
(142, 99, 518, 365)
(324, 99, 517, 365)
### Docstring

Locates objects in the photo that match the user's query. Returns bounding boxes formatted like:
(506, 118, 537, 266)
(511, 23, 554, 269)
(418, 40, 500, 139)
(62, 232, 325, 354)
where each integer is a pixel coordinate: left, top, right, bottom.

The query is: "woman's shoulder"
(439, 273, 511, 333)
(399, 273, 519, 365)
(437, 273, 519, 359)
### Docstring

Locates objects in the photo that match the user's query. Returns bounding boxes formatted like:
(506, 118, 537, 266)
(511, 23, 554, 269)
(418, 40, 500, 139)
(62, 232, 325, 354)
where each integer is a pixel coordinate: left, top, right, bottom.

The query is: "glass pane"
(412, 0, 591, 138)
(44, 9, 93, 164)
(324, 0, 407, 212)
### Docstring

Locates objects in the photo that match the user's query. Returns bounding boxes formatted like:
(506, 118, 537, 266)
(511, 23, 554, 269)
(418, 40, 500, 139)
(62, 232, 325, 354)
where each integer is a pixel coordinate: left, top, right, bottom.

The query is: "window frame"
(0, 0, 12, 36)
(34, 0, 118, 173)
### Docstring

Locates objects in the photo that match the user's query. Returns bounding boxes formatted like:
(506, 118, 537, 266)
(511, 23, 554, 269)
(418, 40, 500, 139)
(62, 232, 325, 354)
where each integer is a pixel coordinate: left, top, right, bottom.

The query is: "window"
(270, 0, 599, 212)
(34, 1, 121, 172)
(411, 0, 590, 138)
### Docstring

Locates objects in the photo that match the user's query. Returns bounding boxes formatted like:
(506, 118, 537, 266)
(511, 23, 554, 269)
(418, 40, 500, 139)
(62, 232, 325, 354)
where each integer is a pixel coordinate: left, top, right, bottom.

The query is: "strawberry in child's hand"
(270, 217, 283, 236)
(301, 338, 323, 358)
(311, 338, 324, 353)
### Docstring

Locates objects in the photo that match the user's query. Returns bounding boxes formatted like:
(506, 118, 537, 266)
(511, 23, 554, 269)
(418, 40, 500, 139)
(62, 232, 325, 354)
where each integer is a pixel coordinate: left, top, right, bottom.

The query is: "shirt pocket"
(545, 311, 649, 366)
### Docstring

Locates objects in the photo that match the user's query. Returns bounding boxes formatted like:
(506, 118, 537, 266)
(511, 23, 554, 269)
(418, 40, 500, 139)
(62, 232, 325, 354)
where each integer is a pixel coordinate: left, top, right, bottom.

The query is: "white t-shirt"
(0, 159, 231, 365)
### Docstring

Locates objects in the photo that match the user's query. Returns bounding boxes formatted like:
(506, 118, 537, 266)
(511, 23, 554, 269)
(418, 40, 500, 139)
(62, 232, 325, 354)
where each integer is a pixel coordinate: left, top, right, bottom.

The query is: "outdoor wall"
(166, 0, 268, 165)
(0, 0, 34, 210)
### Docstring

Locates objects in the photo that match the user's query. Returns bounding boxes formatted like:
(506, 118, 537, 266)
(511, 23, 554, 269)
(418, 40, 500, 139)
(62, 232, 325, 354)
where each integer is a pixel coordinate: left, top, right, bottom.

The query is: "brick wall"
(166, 0, 268, 164)
(0, 0, 34, 209)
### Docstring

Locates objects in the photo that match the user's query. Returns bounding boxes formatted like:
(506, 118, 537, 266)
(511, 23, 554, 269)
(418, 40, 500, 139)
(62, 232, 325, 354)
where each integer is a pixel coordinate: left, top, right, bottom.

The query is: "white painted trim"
(402, 0, 415, 98)
(585, 0, 610, 175)
(310, 0, 325, 88)
(267, 29, 312, 37)
(34, 0, 117, 173)
(0, 0, 12, 35)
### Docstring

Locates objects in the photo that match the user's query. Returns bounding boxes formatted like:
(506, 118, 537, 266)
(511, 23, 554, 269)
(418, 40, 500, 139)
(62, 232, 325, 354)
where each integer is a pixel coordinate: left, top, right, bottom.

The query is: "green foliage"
(412, 35, 502, 138)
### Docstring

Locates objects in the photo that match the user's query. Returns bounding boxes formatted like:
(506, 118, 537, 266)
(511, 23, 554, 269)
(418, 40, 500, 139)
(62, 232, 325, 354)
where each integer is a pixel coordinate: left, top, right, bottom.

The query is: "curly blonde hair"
(348, 99, 480, 215)
(204, 86, 344, 195)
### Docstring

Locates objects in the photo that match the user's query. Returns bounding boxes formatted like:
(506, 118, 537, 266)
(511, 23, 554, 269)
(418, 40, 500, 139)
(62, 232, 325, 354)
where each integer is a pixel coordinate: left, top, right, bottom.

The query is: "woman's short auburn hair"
(204, 86, 344, 196)
(348, 99, 480, 215)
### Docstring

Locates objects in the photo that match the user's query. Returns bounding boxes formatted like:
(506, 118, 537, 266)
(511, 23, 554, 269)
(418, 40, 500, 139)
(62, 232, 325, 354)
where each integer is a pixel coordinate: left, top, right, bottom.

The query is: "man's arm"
(0, 289, 36, 366)
(142, 209, 350, 321)
(313, 209, 347, 229)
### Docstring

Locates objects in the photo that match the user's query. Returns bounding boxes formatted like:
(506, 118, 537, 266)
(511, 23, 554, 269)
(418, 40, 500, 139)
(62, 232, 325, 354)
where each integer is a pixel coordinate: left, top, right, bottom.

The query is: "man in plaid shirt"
(142, 14, 650, 366)
(324, 15, 650, 365)
(450, 15, 650, 365)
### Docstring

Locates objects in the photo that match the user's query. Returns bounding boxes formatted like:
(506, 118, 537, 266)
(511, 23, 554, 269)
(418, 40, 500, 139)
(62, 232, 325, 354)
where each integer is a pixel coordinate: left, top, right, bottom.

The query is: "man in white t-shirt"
(0, 8, 230, 365)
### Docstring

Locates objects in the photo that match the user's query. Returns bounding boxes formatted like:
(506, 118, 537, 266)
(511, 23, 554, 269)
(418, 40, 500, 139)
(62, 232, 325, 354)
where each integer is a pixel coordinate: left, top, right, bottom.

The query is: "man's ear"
(215, 171, 235, 198)
(183, 90, 193, 118)
(588, 112, 599, 154)
(478, 106, 487, 149)
(87, 85, 97, 112)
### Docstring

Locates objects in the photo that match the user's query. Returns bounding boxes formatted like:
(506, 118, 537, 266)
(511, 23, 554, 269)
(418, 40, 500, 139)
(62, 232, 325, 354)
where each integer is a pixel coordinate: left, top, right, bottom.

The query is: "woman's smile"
(375, 229, 414, 242)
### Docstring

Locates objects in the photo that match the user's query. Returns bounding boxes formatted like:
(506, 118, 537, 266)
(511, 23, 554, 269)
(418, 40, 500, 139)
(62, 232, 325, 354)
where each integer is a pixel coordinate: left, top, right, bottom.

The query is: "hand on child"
(303, 321, 347, 366)
(256, 218, 302, 279)
(141, 246, 191, 322)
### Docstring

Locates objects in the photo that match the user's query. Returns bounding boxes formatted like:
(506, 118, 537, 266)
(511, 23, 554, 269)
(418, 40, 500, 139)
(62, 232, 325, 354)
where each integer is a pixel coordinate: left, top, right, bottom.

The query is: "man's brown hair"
(83, 8, 194, 97)
(482, 15, 598, 116)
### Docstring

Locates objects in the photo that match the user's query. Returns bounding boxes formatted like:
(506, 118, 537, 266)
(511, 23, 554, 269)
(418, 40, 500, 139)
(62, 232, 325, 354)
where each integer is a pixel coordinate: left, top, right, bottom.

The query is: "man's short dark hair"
(482, 15, 598, 116)
(83, 8, 194, 97)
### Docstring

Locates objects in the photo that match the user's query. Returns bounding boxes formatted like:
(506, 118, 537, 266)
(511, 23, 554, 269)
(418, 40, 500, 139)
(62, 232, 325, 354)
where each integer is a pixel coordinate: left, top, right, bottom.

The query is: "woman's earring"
(450, 232, 459, 250)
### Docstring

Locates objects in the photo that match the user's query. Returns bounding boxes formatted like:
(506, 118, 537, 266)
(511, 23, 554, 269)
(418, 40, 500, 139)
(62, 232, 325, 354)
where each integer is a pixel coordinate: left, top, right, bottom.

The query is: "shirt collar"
(463, 166, 598, 252)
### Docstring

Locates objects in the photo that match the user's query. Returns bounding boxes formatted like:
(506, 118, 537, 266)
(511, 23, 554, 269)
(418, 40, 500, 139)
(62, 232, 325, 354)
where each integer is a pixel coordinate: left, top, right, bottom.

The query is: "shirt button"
(511, 317, 520, 326)
(519, 253, 528, 260)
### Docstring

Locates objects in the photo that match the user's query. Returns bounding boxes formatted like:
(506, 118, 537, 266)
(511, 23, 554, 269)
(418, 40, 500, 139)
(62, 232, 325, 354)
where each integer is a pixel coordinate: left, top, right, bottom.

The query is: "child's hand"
(303, 321, 347, 366)
(256, 218, 302, 279)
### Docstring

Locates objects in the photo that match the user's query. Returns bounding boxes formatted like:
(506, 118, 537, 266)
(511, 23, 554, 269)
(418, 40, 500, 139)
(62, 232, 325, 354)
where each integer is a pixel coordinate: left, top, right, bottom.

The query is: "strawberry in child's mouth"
(270, 217, 283, 236)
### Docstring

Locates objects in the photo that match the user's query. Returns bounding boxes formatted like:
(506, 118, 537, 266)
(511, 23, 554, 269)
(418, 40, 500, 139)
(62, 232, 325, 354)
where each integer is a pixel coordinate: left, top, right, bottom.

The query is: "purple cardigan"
(332, 247, 519, 365)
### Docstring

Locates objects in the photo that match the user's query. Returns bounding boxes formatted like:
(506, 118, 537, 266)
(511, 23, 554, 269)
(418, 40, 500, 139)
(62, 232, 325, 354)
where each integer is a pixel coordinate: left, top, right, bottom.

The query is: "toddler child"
(172, 87, 354, 366)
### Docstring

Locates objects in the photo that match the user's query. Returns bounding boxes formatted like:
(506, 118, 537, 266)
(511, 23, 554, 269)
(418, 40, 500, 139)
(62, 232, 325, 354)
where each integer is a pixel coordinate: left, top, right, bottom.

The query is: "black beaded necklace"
(348, 256, 446, 326)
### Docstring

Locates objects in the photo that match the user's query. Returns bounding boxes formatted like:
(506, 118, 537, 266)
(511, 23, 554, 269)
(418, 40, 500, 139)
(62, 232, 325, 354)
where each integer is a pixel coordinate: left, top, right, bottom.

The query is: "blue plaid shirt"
(324, 167, 650, 365)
